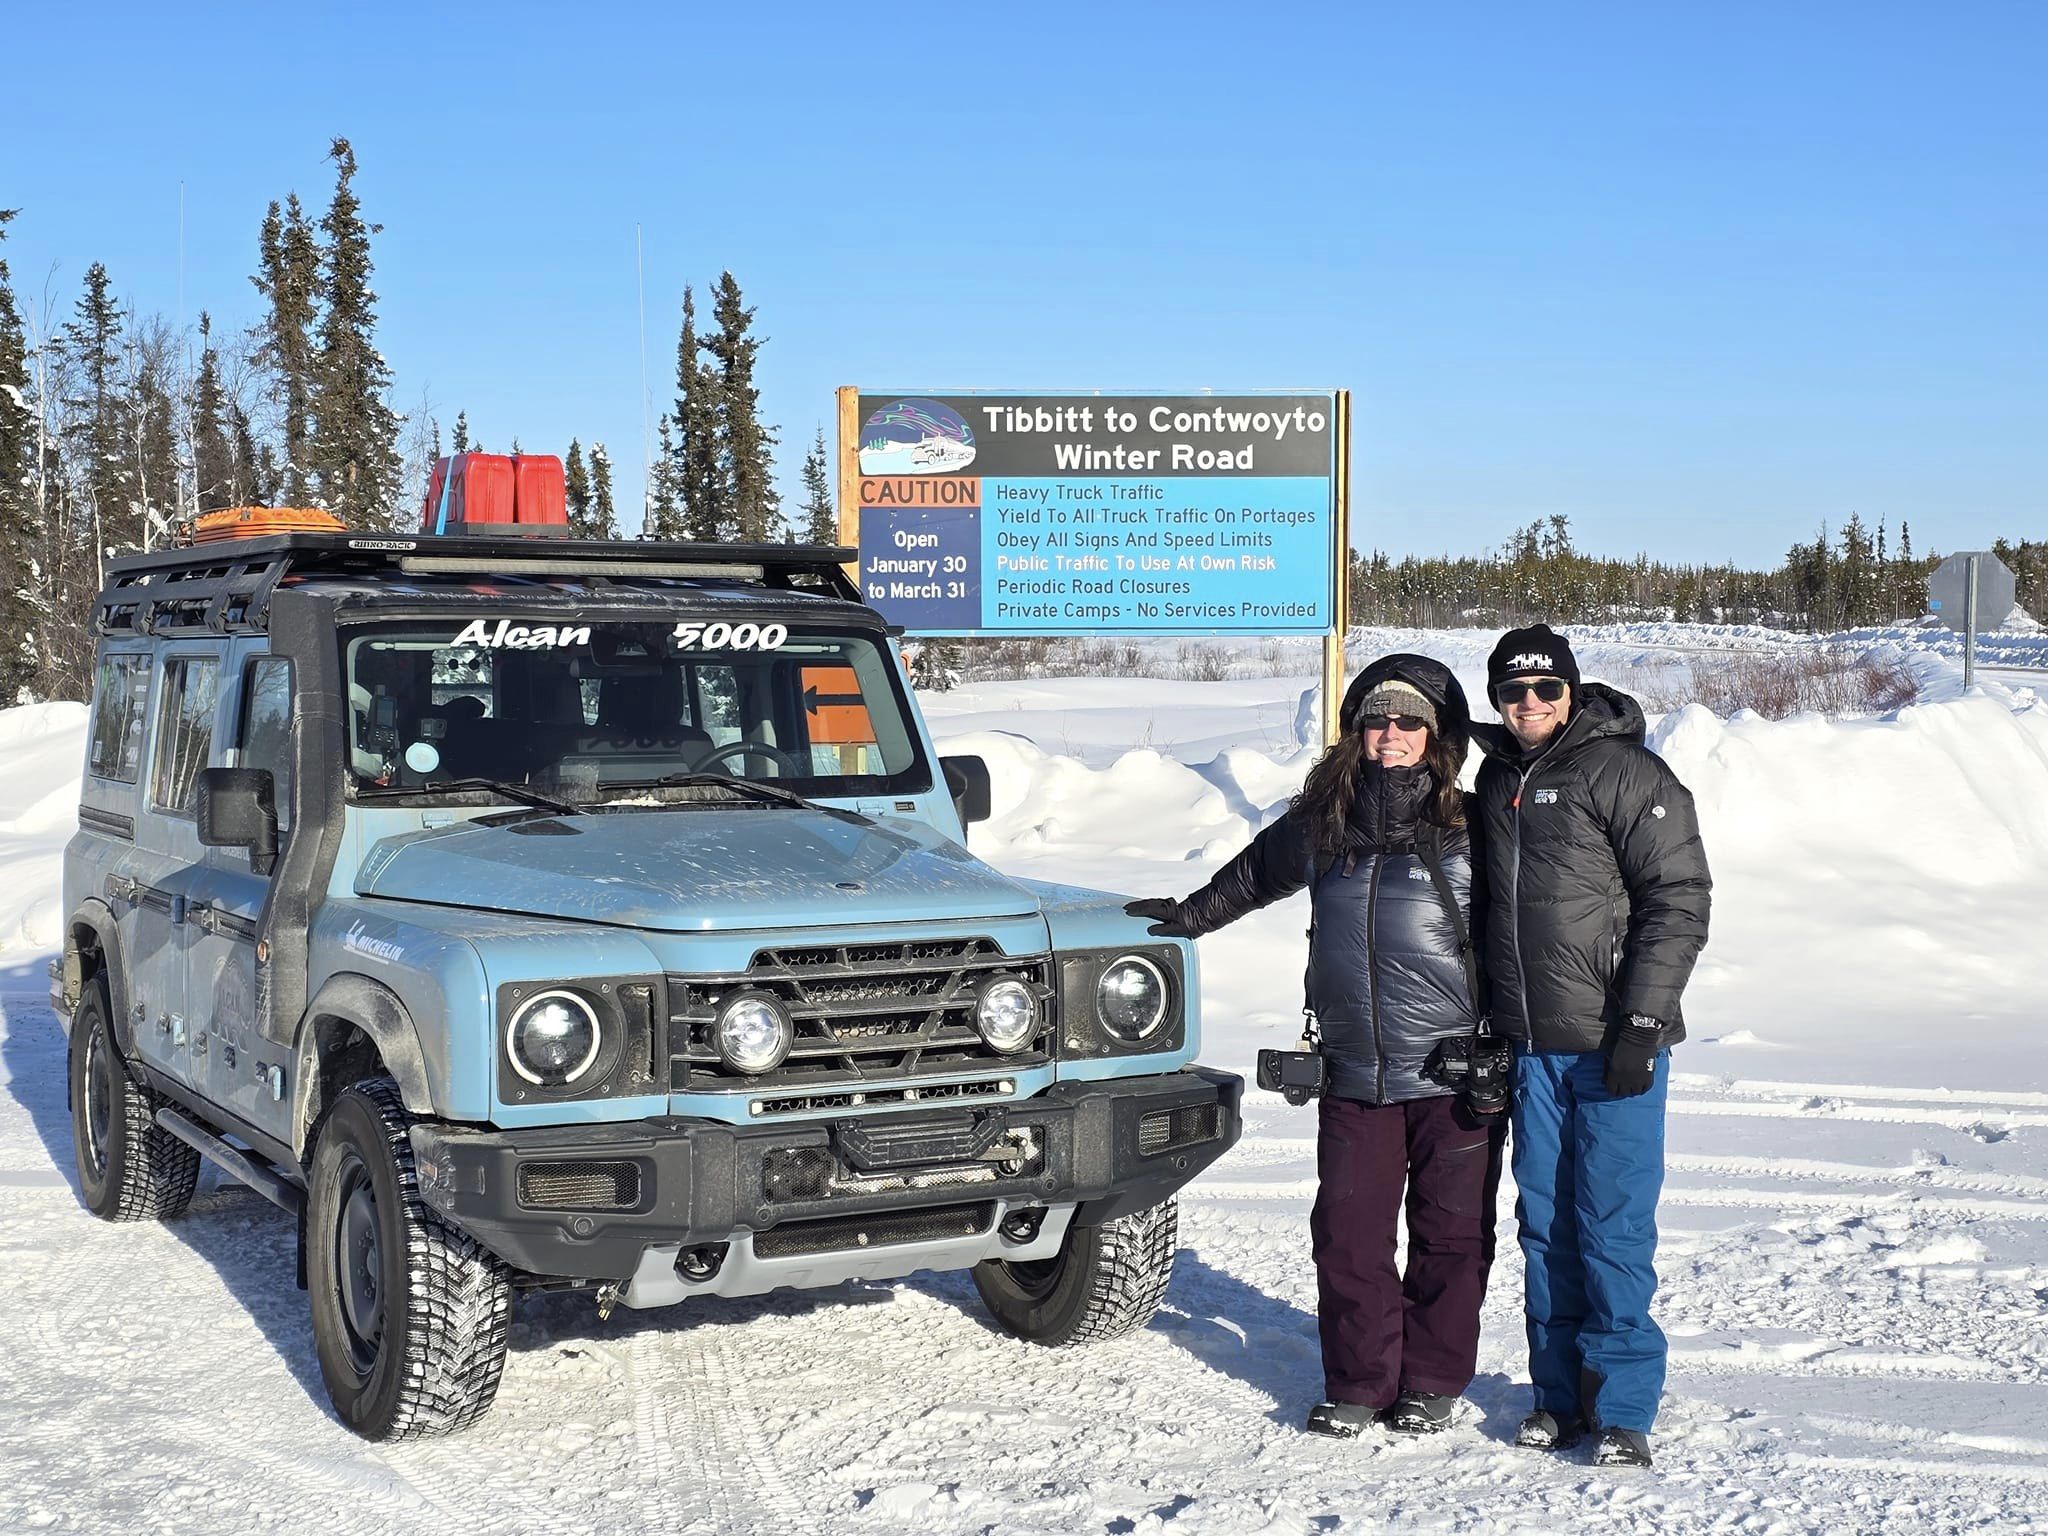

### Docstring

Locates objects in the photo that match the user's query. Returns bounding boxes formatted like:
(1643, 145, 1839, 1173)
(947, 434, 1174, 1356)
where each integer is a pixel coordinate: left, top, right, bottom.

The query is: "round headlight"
(716, 991, 793, 1075)
(1097, 956, 1169, 1041)
(507, 990, 603, 1086)
(976, 977, 1038, 1054)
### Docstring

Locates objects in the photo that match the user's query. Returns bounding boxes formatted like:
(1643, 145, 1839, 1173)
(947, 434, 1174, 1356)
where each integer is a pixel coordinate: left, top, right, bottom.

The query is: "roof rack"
(93, 534, 862, 637)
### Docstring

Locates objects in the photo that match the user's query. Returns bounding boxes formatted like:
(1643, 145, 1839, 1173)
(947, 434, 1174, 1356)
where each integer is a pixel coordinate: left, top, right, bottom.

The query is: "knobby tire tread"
(338, 1078, 514, 1440)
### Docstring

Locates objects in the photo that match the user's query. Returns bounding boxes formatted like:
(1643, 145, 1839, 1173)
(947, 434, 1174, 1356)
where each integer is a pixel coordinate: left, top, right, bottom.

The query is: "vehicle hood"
(353, 807, 1042, 931)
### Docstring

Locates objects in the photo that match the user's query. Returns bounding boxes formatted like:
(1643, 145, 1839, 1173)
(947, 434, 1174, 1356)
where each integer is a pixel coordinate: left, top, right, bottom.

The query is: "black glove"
(1123, 897, 1199, 938)
(1604, 1017, 1662, 1098)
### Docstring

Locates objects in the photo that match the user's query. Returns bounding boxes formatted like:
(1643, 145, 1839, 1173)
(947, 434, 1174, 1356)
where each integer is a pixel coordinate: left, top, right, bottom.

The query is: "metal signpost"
(838, 388, 1351, 742)
(1926, 551, 2018, 690)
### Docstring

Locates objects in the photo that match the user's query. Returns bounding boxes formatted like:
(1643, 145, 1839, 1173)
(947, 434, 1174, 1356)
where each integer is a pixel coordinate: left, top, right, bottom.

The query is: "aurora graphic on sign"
(858, 398, 977, 475)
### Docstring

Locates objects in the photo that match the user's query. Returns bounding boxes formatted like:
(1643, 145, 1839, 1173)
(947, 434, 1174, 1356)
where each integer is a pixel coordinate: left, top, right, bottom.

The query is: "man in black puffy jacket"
(1472, 625, 1711, 1469)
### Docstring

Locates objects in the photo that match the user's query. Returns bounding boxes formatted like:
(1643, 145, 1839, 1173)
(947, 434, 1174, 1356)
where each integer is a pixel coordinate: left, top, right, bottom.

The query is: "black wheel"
(972, 1197, 1179, 1347)
(68, 983, 199, 1222)
(306, 1078, 512, 1440)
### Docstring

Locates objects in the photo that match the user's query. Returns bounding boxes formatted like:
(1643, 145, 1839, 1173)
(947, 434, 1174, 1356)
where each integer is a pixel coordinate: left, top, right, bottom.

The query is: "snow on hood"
(353, 806, 1042, 931)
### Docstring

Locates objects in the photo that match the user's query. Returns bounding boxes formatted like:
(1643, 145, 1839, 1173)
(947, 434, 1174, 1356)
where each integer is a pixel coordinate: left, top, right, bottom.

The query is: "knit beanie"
(1351, 679, 1439, 734)
(1487, 624, 1581, 693)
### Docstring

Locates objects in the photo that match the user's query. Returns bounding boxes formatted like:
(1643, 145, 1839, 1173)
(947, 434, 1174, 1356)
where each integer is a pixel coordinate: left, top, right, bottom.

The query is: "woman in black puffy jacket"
(1126, 654, 1506, 1439)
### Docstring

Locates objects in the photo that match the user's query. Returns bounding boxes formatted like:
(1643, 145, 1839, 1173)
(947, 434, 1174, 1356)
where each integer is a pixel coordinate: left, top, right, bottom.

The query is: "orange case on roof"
(510, 455, 567, 527)
(189, 506, 346, 544)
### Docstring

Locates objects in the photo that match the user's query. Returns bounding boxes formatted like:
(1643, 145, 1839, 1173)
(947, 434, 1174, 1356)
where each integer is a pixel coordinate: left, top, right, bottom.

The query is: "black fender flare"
(290, 973, 437, 1160)
(65, 901, 133, 1055)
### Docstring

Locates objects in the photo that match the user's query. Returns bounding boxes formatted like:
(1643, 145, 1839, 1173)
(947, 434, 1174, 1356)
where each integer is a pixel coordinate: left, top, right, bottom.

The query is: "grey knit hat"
(1353, 679, 1438, 734)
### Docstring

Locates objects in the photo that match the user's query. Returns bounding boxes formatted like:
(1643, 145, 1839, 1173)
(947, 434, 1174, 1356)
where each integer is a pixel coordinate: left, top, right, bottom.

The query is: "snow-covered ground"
(4, 625, 2047, 1534)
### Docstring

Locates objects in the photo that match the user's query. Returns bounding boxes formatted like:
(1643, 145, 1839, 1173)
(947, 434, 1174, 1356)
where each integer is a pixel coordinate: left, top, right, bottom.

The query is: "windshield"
(341, 616, 930, 802)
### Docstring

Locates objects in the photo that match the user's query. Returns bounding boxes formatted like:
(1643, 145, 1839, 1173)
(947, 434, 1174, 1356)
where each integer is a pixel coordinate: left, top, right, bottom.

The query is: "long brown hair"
(1292, 725, 1466, 857)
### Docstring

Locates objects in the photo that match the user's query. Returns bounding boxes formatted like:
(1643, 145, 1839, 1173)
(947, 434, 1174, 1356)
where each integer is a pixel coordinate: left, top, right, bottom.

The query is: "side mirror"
(198, 767, 279, 875)
(940, 754, 992, 828)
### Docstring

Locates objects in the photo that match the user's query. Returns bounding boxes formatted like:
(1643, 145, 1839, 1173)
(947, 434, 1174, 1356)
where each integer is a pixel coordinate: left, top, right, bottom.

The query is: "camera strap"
(1417, 826, 1487, 1028)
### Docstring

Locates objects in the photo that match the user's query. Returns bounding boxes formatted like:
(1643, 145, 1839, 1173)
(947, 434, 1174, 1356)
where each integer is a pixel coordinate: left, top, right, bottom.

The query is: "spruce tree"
(229, 400, 268, 505)
(125, 318, 181, 546)
(564, 438, 604, 538)
(191, 313, 235, 513)
(705, 271, 777, 542)
(589, 442, 616, 535)
(251, 194, 319, 503)
(673, 286, 724, 540)
(310, 138, 402, 528)
(0, 210, 43, 702)
(799, 427, 836, 545)
(451, 411, 470, 453)
(647, 415, 682, 538)
(61, 262, 138, 552)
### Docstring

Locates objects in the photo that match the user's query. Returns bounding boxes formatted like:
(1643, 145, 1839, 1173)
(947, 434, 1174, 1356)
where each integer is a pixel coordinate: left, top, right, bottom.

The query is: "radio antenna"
(636, 224, 654, 538)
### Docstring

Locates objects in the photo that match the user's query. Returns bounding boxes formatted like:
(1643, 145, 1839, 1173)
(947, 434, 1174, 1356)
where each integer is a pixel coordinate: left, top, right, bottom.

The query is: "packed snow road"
(5, 978, 2047, 1535)
(5, 624, 2048, 1534)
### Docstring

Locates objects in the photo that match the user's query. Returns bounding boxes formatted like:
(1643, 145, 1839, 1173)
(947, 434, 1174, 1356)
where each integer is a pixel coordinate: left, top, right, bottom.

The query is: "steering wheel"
(692, 740, 803, 776)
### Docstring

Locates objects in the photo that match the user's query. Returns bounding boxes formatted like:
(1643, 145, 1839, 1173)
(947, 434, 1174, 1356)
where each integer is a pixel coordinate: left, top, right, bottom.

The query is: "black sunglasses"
(1495, 679, 1568, 705)
(1359, 713, 1429, 733)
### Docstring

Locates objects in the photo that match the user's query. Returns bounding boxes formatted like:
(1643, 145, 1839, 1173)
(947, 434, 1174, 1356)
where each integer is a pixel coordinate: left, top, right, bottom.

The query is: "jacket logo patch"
(1651, 804, 1667, 818)
(1407, 866, 1432, 881)
(1504, 652, 1554, 672)
(1532, 788, 1560, 805)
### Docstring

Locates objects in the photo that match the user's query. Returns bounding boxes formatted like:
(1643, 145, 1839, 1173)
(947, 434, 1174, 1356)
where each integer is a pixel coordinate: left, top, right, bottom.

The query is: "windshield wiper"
(640, 772, 814, 809)
(357, 777, 587, 815)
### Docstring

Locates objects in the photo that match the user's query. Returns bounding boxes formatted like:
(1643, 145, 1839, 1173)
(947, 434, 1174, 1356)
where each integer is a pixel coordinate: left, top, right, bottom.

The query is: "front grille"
(1137, 1103, 1220, 1156)
(517, 1159, 643, 1210)
(753, 1201, 996, 1260)
(669, 938, 1053, 1092)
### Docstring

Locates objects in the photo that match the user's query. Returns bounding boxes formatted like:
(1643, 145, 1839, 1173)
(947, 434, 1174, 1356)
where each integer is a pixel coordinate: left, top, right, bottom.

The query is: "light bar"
(398, 556, 767, 581)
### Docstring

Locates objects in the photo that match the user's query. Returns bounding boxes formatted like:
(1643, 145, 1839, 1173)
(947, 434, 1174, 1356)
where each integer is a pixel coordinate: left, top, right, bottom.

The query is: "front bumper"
(408, 1067, 1241, 1287)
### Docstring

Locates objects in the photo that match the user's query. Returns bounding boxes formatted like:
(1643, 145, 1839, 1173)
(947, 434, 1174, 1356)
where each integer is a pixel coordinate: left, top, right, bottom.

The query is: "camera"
(1423, 1034, 1512, 1117)
(1256, 1048, 1326, 1107)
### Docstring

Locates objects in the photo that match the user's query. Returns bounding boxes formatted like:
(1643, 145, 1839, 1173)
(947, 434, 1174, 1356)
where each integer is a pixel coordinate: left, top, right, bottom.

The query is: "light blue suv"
(57, 532, 1241, 1439)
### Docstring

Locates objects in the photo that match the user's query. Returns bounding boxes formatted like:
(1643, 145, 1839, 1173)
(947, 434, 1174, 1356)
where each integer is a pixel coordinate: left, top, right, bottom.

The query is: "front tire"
(972, 1197, 1179, 1347)
(68, 983, 200, 1222)
(306, 1078, 513, 1440)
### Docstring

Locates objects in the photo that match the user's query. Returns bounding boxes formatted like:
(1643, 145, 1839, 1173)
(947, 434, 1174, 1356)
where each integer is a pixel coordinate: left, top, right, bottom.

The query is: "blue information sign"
(847, 392, 1342, 636)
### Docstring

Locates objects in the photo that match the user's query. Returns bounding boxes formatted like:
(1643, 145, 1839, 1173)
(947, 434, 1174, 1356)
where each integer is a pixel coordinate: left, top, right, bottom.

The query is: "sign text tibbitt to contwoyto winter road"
(837, 390, 1346, 636)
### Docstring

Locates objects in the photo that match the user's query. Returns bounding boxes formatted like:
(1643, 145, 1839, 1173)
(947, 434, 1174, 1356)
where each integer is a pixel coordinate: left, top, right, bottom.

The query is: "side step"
(155, 1106, 305, 1216)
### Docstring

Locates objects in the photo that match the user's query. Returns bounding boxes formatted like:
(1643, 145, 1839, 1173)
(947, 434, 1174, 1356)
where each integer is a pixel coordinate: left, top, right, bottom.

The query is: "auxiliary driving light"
(716, 990, 794, 1075)
(974, 976, 1039, 1054)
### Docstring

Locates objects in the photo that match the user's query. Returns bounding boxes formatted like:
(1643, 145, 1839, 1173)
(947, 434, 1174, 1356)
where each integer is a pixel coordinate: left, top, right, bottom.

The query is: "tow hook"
(595, 1282, 621, 1321)
(676, 1243, 729, 1283)
(998, 1208, 1045, 1246)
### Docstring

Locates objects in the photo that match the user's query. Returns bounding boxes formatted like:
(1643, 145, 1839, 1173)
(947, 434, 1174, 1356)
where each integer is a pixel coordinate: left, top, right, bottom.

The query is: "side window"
(238, 657, 294, 833)
(151, 657, 222, 815)
(87, 654, 152, 783)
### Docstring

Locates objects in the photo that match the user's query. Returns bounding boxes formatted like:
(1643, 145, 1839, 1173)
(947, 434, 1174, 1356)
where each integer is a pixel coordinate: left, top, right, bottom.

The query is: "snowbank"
(0, 703, 85, 954)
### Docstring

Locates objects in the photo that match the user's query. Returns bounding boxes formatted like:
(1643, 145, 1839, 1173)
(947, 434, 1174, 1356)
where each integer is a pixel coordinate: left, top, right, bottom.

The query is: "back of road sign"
(1927, 552, 2017, 631)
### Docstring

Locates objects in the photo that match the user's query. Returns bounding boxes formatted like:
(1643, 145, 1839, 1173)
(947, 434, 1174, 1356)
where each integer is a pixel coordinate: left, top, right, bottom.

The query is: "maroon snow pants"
(1310, 1092, 1508, 1408)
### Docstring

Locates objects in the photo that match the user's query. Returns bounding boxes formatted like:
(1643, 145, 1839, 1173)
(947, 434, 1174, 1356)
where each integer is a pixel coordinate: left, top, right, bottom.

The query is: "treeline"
(0, 137, 807, 704)
(1352, 514, 2043, 632)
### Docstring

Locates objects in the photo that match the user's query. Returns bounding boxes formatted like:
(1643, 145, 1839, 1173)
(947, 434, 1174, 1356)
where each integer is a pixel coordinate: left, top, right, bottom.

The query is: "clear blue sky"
(5, 1, 2042, 566)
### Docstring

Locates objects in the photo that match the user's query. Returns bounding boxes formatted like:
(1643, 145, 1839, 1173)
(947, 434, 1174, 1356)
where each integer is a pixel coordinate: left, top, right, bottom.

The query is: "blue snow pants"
(1511, 1045, 1669, 1433)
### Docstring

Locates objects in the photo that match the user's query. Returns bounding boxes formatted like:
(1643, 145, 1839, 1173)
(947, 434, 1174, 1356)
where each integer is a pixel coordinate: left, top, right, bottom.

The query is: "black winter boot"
(1593, 1427, 1653, 1467)
(1383, 1392, 1456, 1435)
(1514, 1410, 1587, 1450)
(1304, 1401, 1379, 1438)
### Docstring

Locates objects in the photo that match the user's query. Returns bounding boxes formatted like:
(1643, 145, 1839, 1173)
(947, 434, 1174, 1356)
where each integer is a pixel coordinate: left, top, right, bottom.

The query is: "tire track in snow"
(1190, 1179, 2048, 1224)
(625, 1317, 825, 1536)
(1671, 1074, 2048, 1110)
